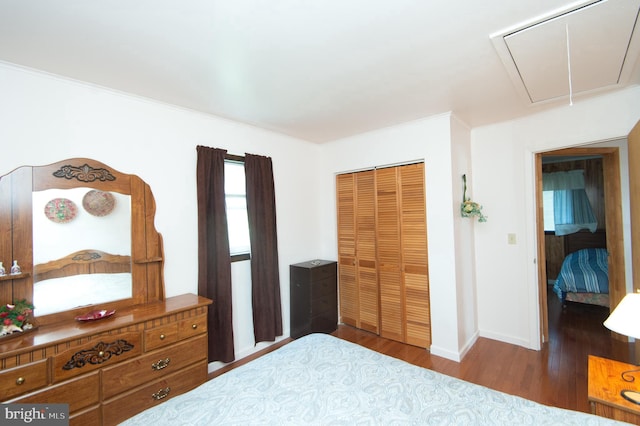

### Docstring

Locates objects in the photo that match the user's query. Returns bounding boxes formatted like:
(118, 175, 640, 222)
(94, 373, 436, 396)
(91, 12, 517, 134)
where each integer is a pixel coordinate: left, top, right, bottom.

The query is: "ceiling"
(1, 0, 639, 143)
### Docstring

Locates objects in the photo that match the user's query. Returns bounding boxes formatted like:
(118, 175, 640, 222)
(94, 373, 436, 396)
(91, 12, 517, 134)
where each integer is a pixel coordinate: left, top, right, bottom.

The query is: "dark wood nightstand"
(588, 355, 640, 424)
(289, 260, 337, 339)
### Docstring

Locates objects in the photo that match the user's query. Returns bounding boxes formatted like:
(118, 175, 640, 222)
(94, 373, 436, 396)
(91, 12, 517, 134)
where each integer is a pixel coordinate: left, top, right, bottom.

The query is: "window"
(543, 190, 555, 232)
(542, 170, 597, 236)
(224, 159, 250, 260)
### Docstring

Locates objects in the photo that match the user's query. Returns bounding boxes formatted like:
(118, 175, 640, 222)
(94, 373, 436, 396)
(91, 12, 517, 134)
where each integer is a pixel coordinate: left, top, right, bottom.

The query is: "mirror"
(0, 158, 164, 326)
(32, 187, 132, 316)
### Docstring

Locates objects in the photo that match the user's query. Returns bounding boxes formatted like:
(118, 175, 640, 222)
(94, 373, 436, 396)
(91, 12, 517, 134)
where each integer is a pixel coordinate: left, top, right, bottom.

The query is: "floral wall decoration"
(461, 174, 487, 222)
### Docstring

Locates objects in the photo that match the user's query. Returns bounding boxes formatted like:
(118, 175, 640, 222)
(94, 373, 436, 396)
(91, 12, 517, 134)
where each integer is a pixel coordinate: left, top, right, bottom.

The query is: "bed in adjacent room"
(121, 333, 620, 425)
(553, 248, 609, 307)
(552, 231, 609, 308)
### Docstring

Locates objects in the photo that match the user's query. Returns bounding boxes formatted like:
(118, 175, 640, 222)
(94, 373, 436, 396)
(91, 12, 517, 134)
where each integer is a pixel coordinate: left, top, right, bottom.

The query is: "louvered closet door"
(376, 167, 404, 342)
(337, 164, 428, 344)
(355, 170, 379, 333)
(336, 173, 358, 327)
(399, 163, 430, 348)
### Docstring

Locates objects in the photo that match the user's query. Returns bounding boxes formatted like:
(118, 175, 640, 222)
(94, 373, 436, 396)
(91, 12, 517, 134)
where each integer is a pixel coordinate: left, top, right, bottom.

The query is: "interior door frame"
(535, 146, 626, 343)
(628, 120, 640, 361)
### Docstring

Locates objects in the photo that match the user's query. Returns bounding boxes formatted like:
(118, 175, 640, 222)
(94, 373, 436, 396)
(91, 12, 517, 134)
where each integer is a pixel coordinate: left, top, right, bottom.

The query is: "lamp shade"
(603, 292, 640, 339)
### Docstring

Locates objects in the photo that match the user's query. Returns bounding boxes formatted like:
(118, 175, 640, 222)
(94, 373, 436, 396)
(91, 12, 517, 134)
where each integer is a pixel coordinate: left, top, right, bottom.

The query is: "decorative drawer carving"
(53, 332, 142, 383)
(178, 314, 207, 340)
(144, 323, 178, 351)
(0, 359, 48, 400)
(102, 360, 207, 426)
(11, 371, 99, 413)
(102, 334, 207, 399)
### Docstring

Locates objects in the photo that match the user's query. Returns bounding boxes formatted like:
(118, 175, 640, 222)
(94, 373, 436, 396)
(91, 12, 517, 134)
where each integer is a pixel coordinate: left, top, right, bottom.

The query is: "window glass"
(543, 190, 555, 232)
(224, 161, 250, 256)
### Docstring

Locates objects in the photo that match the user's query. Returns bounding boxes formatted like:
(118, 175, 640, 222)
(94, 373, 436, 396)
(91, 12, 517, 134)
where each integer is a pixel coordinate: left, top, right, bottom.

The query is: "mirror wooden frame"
(0, 158, 164, 326)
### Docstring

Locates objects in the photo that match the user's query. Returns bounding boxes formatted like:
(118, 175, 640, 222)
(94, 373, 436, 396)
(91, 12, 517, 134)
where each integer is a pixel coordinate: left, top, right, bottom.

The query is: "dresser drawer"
(311, 294, 335, 316)
(144, 323, 178, 351)
(311, 277, 336, 300)
(311, 312, 338, 334)
(102, 334, 207, 399)
(0, 359, 48, 400)
(53, 332, 142, 383)
(310, 263, 336, 281)
(70, 405, 101, 426)
(11, 371, 99, 413)
(178, 314, 207, 340)
(102, 360, 207, 426)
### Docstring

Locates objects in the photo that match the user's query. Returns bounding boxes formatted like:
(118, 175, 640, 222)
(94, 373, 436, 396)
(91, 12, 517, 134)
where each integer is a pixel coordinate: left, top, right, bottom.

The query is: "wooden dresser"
(290, 260, 337, 339)
(0, 293, 212, 425)
(588, 355, 640, 424)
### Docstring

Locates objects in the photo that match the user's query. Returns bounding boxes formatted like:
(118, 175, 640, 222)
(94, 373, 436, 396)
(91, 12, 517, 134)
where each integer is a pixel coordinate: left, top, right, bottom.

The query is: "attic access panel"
(491, 0, 640, 104)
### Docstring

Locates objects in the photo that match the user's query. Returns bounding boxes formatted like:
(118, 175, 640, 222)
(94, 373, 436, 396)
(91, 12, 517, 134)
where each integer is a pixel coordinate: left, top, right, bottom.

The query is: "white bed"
(121, 333, 623, 425)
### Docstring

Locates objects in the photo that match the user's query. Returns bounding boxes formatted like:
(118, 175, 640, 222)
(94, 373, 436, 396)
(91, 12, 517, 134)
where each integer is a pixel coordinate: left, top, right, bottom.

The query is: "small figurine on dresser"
(0, 262, 5, 276)
(10, 260, 20, 275)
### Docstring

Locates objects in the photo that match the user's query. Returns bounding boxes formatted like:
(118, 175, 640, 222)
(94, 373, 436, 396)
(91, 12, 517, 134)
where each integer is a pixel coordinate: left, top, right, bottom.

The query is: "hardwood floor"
(332, 288, 635, 414)
(211, 287, 635, 415)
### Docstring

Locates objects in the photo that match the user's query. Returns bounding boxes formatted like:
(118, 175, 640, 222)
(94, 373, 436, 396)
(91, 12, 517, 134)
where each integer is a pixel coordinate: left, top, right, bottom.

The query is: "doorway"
(535, 147, 626, 344)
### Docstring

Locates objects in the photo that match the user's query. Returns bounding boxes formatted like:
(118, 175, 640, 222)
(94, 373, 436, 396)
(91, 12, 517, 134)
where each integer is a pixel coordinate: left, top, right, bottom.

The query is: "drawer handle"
(16, 377, 25, 385)
(152, 358, 171, 371)
(191, 324, 198, 330)
(159, 334, 166, 340)
(152, 387, 171, 401)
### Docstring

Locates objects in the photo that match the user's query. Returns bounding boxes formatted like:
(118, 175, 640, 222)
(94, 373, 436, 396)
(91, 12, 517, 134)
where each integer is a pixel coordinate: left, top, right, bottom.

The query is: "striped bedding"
(553, 248, 609, 301)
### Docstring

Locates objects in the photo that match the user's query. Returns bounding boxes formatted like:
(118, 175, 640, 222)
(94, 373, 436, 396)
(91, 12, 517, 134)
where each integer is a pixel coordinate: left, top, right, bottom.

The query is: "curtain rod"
(225, 153, 245, 162)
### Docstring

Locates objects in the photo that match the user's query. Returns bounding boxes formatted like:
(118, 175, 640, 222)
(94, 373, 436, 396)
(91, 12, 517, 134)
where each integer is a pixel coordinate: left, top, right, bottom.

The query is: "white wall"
(450, 116, 479, 355)
(471, 86, 640, 349)
(3, 60, 639, 366)
(0, 63, 325, 367)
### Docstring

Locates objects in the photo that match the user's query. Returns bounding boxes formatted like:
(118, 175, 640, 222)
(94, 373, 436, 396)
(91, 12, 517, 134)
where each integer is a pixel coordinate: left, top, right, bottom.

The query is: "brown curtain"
(245, 153, 283, 343)
(196, 146, 235, 363)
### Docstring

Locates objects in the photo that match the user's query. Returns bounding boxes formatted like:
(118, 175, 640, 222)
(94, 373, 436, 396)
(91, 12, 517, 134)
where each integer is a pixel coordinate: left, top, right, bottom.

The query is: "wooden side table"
(588, 355, 640, 424)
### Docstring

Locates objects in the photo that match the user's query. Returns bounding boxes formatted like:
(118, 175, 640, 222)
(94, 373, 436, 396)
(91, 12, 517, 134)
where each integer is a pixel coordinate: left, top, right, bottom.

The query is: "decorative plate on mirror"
(82, 190, 116, 216)
(44, 198, 78, 223)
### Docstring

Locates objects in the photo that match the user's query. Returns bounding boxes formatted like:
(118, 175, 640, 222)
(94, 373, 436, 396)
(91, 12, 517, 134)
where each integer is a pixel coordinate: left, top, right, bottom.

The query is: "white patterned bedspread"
(120, 333, 625, 425)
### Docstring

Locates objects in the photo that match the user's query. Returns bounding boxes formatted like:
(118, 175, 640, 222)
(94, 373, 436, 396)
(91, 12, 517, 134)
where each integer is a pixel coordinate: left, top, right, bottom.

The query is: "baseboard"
(207, 335, 291, 375)
(430, 331, 479, 362)
(478, 329, 532, 349)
